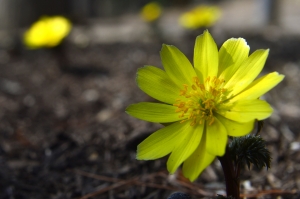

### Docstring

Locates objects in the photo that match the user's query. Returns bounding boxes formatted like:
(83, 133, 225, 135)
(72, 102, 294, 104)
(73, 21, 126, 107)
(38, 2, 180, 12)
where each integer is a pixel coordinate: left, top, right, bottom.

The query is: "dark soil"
(0, 31, 300, 199)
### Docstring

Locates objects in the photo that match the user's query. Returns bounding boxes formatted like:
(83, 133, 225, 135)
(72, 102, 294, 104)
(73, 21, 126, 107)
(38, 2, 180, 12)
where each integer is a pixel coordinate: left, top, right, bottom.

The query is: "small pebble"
(82, 89, 99, 102)
(290, 142, 300, 151)
(96, 109, 112, 122)
(0, 79, 22, 95)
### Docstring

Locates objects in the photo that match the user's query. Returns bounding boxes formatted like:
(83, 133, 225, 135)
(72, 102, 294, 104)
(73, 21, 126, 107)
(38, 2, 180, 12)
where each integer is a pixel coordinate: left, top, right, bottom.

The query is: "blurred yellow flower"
(23, 16, 72, 49)
(179, 5, 221, 29)
(140, 2, 162, 22)
(126, 30, 284, 181)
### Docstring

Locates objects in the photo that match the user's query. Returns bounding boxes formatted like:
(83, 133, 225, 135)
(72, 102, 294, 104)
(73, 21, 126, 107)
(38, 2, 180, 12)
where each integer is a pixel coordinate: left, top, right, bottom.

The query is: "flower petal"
(215, 113, 255, 137)
(137, 122, 190, 160)
(137, 66, 181, 104)
(167, 123, 204, 173)
(218, 38, 249, 80)
(230, 72, 285, 102)
(224, 49, 269, 96)
(194, 30, 218, 83)
(182, 133, 215, 181)
(126, 102, 180, 123)
(206, 118, 227, 156)
(160, 44, 196, 87)
(219, 100, 273, 123)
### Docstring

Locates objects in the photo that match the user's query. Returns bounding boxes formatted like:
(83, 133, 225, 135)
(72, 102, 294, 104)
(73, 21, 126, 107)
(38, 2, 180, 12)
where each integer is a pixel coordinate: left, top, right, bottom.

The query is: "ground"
(0, 16, 300, 199)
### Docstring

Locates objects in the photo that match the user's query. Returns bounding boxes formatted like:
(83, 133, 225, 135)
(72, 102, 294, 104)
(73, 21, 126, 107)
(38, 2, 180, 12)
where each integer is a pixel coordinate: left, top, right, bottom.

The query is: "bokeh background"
(0, 0, 300, 198)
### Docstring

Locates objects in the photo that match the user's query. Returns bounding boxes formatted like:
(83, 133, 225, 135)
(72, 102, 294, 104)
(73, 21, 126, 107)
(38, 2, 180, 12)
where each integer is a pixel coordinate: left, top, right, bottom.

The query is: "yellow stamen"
(192, 85, 197, 90)
(174, 76, 228, 126)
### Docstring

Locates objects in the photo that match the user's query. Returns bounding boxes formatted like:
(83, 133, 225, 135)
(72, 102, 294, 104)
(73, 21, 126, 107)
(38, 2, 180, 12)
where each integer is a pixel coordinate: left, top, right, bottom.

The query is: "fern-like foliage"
(229, 135, 271, 170)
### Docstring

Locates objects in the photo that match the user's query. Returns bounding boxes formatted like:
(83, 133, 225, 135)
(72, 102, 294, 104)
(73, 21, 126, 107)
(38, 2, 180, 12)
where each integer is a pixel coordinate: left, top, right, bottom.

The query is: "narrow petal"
(215, 113, 255, 137)
(137, 66, 181, 104)
(229, 72, 285, 102)
(126, 102, 181, 123)
(218, 38, 249, 79)
(206, 118, 227, 156)
(137, 122, 190, 160)
(224, 49, 269, 96)
(167, 123, 204, 173)
(160, 44, 197, 87)
(219, 100, 273, 123)
(182, 133, 215, 181)
(194, 30, 218, 83)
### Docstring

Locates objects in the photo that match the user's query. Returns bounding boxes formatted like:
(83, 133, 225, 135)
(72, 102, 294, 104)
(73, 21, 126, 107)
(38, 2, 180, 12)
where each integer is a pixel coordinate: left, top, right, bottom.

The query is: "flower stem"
(218, 146, 240, 199)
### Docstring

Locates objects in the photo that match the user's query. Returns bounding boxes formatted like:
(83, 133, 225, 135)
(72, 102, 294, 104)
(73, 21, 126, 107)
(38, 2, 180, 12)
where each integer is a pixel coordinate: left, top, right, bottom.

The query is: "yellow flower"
(23, 16, 71, 49)
(140, 2, 162, 22)
(179, 5, 221, 29)
(126, 30, 284, 181)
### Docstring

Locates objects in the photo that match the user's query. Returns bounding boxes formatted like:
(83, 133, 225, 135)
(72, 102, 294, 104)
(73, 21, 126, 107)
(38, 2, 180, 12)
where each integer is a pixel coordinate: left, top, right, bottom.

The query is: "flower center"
(173, 76, 227, 126)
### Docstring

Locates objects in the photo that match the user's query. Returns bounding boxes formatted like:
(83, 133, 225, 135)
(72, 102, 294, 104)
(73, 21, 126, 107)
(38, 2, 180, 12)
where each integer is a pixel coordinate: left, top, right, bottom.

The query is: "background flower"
(23, 16, 72, 49)
(179, 5, 221, 29)
(140, 2, 162, 22)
